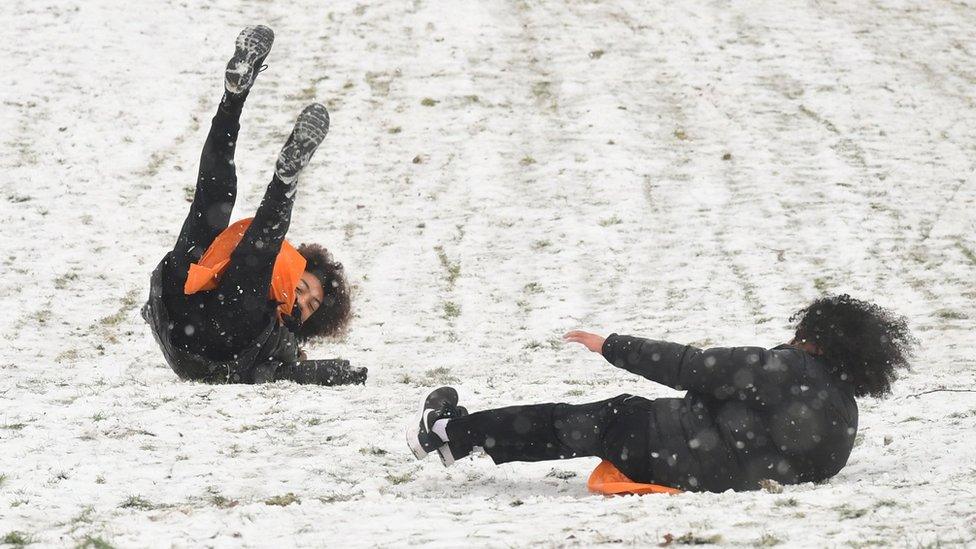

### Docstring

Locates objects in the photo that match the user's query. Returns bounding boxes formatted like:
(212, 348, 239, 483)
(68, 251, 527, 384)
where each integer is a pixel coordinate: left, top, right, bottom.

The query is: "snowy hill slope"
(1, 0, 975, 546)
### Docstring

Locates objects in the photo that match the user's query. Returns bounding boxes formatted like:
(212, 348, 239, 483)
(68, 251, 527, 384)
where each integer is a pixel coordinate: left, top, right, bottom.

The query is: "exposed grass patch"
(359, 446, 388, 456)
(99, 288, 140, 327)
(423, 367, 458, 385)
(519, 155, 536, 166)
(75, 536, 115, 549)
(119, 495, 155, 510)
(531, 239, 552, 251)
(662, 532, 722, 545)
(54, 272, 79, 290)
(206, 488, 238, 509)
(443, 301, 461, 319)
(835, 504, 868, 519)
(935, 309, 967, 320)
(2, 531, 34, 547)
(265, 493, 300, 506)
(598, 214, 623, 227)
(1, 423, 27, 430)
(434, 246, 461, 288)
(420, 97, 439, 107)
(956, 241, 976, 265)
(385, 471, 415, 485)
(523, 282, 543, 294)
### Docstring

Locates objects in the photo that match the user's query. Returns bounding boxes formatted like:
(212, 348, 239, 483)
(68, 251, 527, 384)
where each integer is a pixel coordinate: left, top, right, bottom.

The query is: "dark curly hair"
(295, 243, 351, 342)
(790, 294, 916, 398)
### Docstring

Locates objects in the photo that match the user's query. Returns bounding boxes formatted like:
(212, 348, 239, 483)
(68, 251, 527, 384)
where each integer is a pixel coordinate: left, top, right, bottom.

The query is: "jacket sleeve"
(261, 359, 368, 386)
(601, 334, 805, 407)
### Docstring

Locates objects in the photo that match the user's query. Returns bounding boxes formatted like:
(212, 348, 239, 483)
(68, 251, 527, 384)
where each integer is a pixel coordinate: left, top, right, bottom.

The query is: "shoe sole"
(276, 103, 330, 182)
(406, 392, 432, 460)
(225, 25, 274, 94)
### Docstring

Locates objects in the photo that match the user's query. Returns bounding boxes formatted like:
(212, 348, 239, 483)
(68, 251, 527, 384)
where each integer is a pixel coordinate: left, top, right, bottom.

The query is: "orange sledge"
(587, 460, 682, 496)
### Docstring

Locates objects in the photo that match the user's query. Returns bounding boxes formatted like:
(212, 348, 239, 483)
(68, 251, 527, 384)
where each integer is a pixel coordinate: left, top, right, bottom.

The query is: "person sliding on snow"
(408, 295, 915, 492)
(142, 25, 365, 385)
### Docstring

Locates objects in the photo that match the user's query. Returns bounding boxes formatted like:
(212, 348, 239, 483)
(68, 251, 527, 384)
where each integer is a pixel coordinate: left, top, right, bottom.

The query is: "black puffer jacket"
(602, 334, 857, 492)
(142, 256, 365, 385)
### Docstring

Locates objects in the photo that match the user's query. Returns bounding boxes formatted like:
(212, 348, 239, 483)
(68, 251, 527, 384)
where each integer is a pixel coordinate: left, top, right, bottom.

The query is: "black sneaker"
(225, 25, 275, 95)
(275, 103, 330, 184)
(407, 387, 463, 461)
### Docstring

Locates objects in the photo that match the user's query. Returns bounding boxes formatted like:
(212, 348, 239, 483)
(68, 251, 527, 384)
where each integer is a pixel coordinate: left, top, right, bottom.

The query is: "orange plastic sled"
(587, 460, 682, 496)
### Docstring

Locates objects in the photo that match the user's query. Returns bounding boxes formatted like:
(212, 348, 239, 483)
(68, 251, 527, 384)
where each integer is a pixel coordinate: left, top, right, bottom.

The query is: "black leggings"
(445, 395, 656, 482)
(162, 94, 297, 359)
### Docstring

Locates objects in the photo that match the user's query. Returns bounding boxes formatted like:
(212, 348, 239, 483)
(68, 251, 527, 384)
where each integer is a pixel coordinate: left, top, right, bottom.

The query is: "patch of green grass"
(206, 488, 238, 509)
(75, 536, 115, 549)
(54, 272, 79, 290)
(667, 532, 721, 545)
(1, 423, 26, 430)
(423, 367, 458, 385)
(813, 277, 829, 292)
(443, 301, 461, 319)
(99, 288, 140, 327)
(519, 155, 536, 166)
(420, 97, 439, 107)
(359, 446, 388, 456)
(119, 496, 154, 510)
(531, 239, 551, 251)
(91, 413, 106, 422)
(265, 493, 300, 506)
(385, 471, 415, 485)
(936, 309, 967, 320)
(836, 504, 868, 519)
(956, 241, 976, 265)
(434, 246, 461, 287)
(2, 531, 34, 547)
(598, 215, 623, 227)
(523, 282, 543, 294)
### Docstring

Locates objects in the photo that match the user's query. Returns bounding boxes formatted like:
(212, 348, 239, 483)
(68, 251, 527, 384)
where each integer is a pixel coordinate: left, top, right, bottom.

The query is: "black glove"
(274, 359, 367, 386)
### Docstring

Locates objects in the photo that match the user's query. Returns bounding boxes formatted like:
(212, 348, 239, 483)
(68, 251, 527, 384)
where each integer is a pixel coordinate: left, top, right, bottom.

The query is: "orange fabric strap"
(183, 218, 306, 318)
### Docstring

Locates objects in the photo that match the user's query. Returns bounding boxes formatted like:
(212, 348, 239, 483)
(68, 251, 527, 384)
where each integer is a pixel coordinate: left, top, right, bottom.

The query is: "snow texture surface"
(2, 0, 976, 547)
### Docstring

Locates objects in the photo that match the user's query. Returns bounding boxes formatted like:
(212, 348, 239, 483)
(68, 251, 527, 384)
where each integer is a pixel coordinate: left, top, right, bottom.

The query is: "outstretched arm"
(569, 331, 805, 407)
(253, 359, 367, 386)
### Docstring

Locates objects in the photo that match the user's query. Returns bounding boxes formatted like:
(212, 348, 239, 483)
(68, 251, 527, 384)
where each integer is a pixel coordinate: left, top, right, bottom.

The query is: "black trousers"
(445, 394, 656, 482)
(162, 95, 297, 359)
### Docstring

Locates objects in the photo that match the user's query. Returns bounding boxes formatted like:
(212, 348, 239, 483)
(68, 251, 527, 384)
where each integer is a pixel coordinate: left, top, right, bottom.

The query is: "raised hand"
(563, 330, 607, 353)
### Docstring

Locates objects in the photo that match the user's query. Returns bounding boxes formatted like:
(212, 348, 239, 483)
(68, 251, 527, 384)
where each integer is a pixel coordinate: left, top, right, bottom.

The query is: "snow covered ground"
(2, 0, 976, 546)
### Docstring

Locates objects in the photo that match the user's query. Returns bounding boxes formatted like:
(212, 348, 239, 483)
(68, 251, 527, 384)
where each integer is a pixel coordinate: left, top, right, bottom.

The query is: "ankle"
(219, 91, 247, 115)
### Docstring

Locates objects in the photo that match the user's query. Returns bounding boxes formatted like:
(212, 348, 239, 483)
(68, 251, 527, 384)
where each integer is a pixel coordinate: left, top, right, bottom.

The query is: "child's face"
(295, 271, 325, 322)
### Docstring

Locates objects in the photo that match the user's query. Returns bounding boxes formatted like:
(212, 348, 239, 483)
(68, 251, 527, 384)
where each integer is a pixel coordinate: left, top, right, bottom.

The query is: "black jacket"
(142, 256, 364, 385)
(602, 334, 857, 492)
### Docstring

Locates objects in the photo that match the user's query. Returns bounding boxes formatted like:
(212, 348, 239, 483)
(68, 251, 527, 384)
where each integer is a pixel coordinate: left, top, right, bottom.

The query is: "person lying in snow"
(407, 295, 915, 492)
(142, 25, 365, 386)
